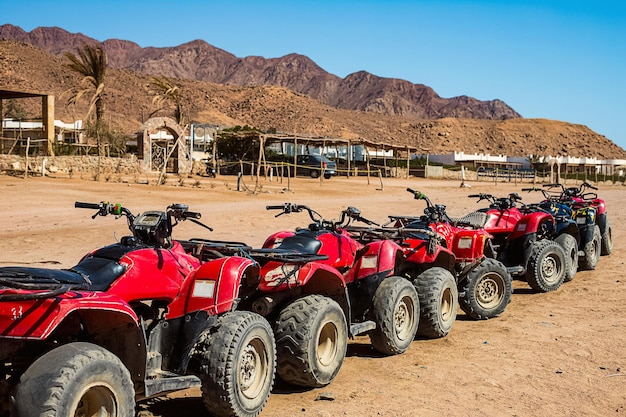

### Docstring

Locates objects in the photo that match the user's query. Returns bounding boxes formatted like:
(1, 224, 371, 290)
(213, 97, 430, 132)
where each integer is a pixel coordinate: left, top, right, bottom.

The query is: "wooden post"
(365, 144, 371, 185)
(406, 147, 410, 179)
(293, 137, 298, 178)
(24, 137, 30, 179)
(347, 140, 351, 178)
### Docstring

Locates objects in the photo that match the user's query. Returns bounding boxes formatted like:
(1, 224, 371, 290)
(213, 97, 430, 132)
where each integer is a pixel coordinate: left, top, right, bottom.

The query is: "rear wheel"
(555, 233, 579, 282)
(579, 225, 601, 270)
(369, 276, 419, 355)
(526, 240, 566, 292)
(413, 267, 458, 338)
(601, 220, 613, 256)
(198, 311, 276, 417)
(459, 258, 512, 320)
(15, 342, 135, 417)
(275, 295, 347, 387)
(310, 169, 320, 179)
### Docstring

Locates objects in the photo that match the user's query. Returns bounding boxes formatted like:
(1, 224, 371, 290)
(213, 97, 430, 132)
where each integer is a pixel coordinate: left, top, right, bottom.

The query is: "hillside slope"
(1, 39, 625, 159)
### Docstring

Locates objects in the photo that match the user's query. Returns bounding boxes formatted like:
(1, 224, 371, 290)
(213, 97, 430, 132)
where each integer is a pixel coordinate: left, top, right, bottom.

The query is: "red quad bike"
(347, 217, 460, 339)
(252, 203, 420, 387)
(542, 181, 613, 257)
(384, 189, 513, 323)
(0, 202, 276, 417)
(466, 192, 568, 293)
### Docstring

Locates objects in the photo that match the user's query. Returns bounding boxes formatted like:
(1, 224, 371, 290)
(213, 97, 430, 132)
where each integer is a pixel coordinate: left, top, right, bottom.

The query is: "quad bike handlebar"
(468, 192, 522, 210)
(406, 188, 451, 223)
(266, 203, 378, 230)
(75, 201, 213, 246)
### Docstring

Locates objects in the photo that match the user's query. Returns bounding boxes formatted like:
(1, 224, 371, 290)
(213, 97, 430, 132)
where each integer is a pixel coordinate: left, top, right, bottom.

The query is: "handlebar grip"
(588, 184, 598, 190)
(184, 211, 201, 219)
(520, 188, 535, 192)
(406, 188, 415, 194)
(266, 205, 284, 210)
(75, 202, 101, 210)
(468, 194, 480, 198)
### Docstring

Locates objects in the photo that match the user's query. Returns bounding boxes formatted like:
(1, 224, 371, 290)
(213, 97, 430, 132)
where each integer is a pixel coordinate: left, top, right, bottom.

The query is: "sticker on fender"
(192, 280, 216, 298)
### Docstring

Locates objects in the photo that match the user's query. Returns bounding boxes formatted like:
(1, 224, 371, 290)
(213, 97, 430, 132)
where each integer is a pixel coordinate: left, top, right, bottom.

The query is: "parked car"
(296, 154, 337, 179)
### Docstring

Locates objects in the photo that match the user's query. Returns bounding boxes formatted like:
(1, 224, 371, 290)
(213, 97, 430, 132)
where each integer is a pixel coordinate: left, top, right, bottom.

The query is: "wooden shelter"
(0, 88, 55, 156)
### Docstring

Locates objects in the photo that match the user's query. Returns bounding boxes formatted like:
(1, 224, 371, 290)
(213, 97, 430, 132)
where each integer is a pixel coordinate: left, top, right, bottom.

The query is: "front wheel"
(275, 294, 347, 387)
(555, 233, 579, 282)
(369, 276, 419, 355)
(198, 311, 276, 417)
(459, 258, 512, 320)
(413, 267, 458, 338)
(526, 240, 566, 292)
(601, 220, 613, 256)
(15, 342, 135, 417)
(579, 225, 601, 270)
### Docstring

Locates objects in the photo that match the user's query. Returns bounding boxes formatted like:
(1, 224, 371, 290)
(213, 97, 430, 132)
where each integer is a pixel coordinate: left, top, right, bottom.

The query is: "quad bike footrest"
(144, 374, 201, 398)
(350, 320, 376, 336)
(507, 266, 525, 276)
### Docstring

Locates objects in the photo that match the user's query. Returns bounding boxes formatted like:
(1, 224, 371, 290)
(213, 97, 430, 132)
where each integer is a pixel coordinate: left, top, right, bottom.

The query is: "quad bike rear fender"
(0, 292, 147, 385)
(0, 291, 138, 340)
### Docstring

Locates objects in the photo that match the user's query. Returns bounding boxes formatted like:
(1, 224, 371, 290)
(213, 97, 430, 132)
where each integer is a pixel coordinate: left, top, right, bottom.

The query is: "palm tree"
(150, 75, 185, 125)
(64, 43, 107, 123)
(64, 43, 107, 179)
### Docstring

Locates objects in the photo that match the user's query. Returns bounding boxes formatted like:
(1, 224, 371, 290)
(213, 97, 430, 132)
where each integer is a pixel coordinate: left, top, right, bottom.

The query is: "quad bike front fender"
(451, 229, 492, 261)
(508, 212, 554, 242)
(173, 256, 259, 316)
(351, 239, 404, 282)
(402, 238, 455, 273)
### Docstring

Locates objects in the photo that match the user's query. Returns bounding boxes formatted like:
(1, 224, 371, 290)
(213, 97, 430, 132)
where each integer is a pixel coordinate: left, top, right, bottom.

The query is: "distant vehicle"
(296, 155, 337, 179)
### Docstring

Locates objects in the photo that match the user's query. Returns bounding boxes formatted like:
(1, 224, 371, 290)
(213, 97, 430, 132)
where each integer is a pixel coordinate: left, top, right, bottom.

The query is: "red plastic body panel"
(483, 208, 523, 235)
(0, 292, 138, 340)
(345, 239, 402, 283)
(108, 241, 201, 306)
(507, 211, 554, 241)
(258, 260, 346, 292)
(169, 256, 257, 316)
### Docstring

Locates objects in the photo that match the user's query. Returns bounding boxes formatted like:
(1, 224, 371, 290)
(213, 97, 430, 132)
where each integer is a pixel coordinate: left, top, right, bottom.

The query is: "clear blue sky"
(2, 0, 625, 150)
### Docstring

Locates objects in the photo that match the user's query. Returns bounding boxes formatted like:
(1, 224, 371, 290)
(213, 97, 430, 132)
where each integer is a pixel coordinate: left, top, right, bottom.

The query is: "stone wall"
(0, 154, 143, 176)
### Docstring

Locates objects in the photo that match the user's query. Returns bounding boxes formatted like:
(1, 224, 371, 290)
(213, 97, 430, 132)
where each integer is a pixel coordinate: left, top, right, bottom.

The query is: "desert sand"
(1, 173, 624, 417)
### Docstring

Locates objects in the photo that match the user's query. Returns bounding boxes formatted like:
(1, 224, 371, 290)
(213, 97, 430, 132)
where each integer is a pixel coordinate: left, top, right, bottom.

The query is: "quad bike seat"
(449, 211, 488, 228)
(0, 257, 126, 294)
(274, 234, 322, 254)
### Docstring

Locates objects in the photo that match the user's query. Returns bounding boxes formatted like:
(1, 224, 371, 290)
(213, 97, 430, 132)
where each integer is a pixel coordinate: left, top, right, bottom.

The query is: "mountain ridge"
(1, 25, 625, 159)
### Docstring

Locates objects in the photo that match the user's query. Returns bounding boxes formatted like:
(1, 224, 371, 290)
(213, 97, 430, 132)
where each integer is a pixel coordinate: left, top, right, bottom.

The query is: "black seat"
(276, 234, 322, 254)
(449, 211, 488, 228)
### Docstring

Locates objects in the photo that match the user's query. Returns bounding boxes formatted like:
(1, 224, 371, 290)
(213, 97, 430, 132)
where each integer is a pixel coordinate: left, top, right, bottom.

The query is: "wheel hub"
(239, 338, 268, 400)
(394, 297, 414, 341)
(541, 255, 560, 283)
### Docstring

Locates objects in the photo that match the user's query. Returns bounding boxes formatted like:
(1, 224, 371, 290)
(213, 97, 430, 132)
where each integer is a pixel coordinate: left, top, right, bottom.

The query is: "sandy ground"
(1, 173, 624, 417)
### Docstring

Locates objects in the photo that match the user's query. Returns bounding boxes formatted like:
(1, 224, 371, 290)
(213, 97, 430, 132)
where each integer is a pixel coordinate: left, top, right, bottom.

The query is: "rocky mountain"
(0, 24, 521, 121)
(1, 27, 625, 159)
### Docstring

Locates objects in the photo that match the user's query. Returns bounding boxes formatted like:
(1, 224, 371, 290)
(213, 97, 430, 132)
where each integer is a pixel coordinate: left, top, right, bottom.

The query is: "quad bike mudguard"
(172, 255, 259, 316)
(506, 211, 554, 242)
(0, 290, 138, 340)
